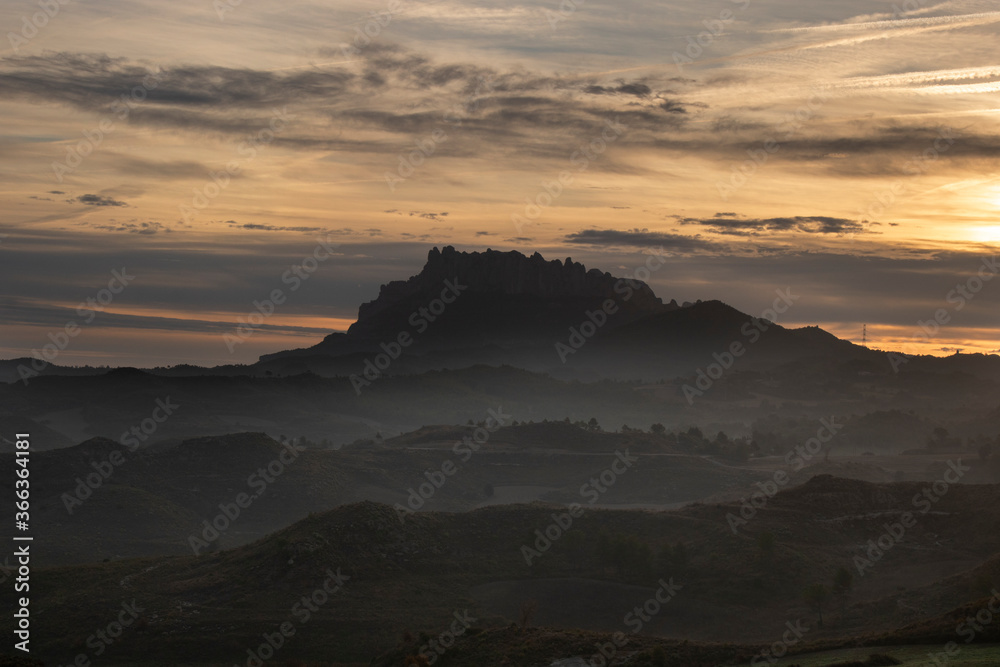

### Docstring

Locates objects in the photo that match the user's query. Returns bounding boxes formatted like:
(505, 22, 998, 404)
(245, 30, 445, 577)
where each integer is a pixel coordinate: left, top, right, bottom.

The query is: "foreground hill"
(15, 476, 1000, 665)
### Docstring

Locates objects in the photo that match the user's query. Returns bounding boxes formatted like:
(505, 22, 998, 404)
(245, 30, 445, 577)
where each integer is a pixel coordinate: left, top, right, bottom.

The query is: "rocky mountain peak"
(354, 246, 670, 326)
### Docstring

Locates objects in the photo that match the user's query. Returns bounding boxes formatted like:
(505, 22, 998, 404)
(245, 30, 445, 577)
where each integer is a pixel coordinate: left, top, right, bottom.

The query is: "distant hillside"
(19, 477, 1000, 664)
(0, 423, 778, 566)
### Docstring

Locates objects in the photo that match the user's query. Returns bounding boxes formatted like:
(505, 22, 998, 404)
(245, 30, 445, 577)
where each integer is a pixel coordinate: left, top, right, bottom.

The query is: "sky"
(1, 0, 998, 366)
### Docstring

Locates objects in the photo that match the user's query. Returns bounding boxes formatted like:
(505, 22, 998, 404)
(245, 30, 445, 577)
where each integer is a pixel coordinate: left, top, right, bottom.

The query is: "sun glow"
(971, 225, 1000, 243)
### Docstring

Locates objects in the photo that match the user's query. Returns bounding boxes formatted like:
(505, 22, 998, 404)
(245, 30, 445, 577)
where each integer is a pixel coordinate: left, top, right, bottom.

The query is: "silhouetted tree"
(928, 426, 951, 450)
(758, 531, 775, 560)
(659, 541, 688, 573)
(833, 566, 853, 616)
(979, 440, 993, 462)
(518, 600, 537, 632)
(804, 583, 830, 627)
(833, 566, 853, 594)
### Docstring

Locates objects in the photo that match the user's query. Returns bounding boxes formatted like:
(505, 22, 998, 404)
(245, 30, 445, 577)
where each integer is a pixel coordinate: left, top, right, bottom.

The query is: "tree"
(804, 583, 830, 627)
(758, 531, 775, 559)
(979, 440, 994, 462)
(928, 426, 950, 450)
(651, 423, 666, 436)
(833, 567, 853, 595)
(588, 417, 600, 432)
(832, 566, 853, 616)
(600, 534, 653, 579)
(659, 541, 688, 572)
(518, 600, 537, 632)
(673, 541, 688, 570)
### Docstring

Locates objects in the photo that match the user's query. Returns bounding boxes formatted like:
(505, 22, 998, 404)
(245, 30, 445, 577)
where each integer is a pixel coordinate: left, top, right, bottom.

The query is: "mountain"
(6, 247, 998, 386)
(263, 246, 676, 363)
(259, 246, 867, 380)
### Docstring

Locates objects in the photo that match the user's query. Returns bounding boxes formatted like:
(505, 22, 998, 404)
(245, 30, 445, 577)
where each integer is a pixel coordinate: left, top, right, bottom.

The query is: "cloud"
(16, 44, 992, 183)
(74, 194, 128, 207)
(222, 220, 331, 233)
(409, 211, 449, 220)
(0, 47, 691, 171)
(679, 214, 867, 235)
(564, 228, 725, 253)
(0, 296, 329, 336)
(90, 221, 171, 235)
(584, 82, 652, 97)
(0, 52, 353, 111)
(107, 155, 219, 180)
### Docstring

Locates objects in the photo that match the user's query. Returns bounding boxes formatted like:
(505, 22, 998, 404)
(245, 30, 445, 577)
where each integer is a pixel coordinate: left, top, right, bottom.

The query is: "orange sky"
(1, 0, 998, 365)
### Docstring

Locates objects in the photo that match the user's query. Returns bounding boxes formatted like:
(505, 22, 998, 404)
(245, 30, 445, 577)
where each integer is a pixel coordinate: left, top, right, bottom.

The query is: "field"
(740, 644, 1000, 666)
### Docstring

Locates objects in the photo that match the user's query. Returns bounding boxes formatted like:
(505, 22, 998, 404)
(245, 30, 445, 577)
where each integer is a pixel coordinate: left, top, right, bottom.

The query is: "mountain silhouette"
(260, 246, 865, 379)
